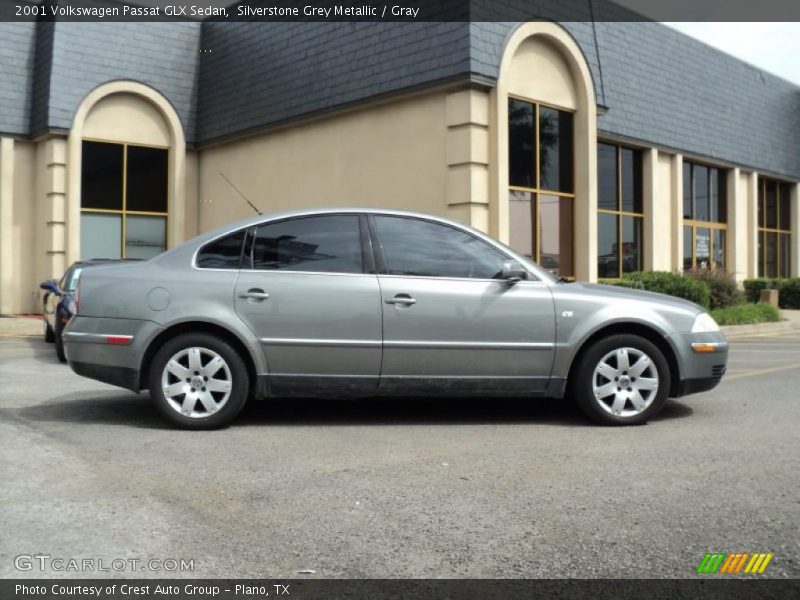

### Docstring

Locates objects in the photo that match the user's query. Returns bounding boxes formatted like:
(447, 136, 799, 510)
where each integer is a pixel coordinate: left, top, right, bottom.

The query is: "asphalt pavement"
(1, 331, 798, 579)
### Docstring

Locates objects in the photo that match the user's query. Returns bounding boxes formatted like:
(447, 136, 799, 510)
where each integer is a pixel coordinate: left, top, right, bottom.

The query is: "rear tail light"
(73, 279, 80, 315)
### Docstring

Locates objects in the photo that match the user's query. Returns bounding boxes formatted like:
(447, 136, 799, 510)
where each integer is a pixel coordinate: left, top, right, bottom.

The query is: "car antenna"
(219, 172, 262, 215)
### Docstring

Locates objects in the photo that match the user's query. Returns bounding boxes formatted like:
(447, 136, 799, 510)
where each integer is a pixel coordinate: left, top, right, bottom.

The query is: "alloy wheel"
(592, 347, 659, 418)
(160, 347, 233, 418)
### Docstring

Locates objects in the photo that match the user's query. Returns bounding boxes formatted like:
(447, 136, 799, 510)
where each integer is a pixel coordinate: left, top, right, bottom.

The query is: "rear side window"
(374, 216, 507, 279)
(196, 230, 246, 269)
(250, 215, 363, 273)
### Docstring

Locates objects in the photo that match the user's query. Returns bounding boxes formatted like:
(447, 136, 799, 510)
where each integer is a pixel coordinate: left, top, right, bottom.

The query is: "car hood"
(549, 282, 706, 338)
(564, 282, 705, 314)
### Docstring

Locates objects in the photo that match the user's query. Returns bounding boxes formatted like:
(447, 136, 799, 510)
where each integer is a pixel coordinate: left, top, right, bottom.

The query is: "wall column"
(643, 148, 670, 271)
(0, 137, 14, 314)
(727, 167, 748, 283)
(445, 89, 490, 233)
(791, 182, 800, 277)
(39, 138, 68, 279)
(670, 153, 683, 272)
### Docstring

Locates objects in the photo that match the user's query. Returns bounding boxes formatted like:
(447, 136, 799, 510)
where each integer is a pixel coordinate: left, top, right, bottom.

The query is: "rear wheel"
(43, 317, 55, 343)
(570, 334, 670, 425)
(55, 323, 66, 363)
(148, 333, 249, 429)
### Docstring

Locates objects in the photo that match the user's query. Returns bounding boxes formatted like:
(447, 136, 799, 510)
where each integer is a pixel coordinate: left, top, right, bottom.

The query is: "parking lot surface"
(1, 332, 798, 578)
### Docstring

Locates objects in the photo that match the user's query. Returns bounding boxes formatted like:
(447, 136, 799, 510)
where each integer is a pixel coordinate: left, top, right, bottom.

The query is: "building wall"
(197, 91, 451, 230)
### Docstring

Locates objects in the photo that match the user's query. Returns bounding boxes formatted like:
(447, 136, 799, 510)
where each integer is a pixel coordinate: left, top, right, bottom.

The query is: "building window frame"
(596, 142, 644, 279)
(682, 160, 727, 271)
(757, 176, 792, 278)
(80, 138, 170, 259)
(507, 95, 576, 278)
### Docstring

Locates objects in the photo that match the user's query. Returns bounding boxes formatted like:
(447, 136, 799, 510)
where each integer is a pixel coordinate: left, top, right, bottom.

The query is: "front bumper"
(667, 330, 729, 398)
(64, 316, 164, 392)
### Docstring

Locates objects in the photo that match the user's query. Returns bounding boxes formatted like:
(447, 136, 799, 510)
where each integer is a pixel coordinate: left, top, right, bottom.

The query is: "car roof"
(186, 207, 478, 247)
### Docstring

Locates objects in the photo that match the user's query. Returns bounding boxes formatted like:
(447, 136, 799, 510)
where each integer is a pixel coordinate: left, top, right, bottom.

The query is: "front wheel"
(569, 334, 670, 426)
(148, 333, 250, 429)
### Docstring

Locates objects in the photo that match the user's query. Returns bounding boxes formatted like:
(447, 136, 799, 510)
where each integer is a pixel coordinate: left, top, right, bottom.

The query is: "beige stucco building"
(1, 17, 798, 315)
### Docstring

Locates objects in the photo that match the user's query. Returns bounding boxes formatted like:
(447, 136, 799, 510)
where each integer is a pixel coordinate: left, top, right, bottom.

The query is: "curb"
(721, 319, 798, 339)
(0, 316, 43, 337)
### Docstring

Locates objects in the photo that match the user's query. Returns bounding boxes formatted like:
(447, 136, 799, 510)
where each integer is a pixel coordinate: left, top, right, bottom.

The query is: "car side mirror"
(501, 260, 526, 283)
(39, 279, 62, 296)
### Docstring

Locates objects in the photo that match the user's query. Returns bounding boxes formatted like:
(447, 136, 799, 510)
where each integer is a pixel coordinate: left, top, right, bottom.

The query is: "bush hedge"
(685, 269, 743, 309)
(710, 303, 781, 326)
(603, 271, 711, 309)
(743, 278, 800, 309)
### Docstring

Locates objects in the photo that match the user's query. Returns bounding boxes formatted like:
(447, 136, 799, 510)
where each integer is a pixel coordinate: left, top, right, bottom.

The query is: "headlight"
(692, 312, 720, 333)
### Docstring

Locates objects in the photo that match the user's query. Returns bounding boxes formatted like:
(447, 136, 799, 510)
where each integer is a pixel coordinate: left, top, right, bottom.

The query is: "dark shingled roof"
(0, 8, 797, 179)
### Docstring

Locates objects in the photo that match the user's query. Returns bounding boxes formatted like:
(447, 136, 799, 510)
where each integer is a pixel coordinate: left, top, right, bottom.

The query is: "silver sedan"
(64, 208, 728, 429)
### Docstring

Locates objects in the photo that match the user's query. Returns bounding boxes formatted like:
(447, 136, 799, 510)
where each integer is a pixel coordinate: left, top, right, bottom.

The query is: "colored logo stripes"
(696, 552, 773, 574)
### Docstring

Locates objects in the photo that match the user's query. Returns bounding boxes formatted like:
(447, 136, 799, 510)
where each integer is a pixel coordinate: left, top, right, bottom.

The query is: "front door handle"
(239, 288, 270, 301)
(385, 294, 416, 306)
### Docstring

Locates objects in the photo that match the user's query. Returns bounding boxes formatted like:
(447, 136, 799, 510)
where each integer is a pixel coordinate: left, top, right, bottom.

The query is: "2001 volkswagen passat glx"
(64, 208, 728, 429)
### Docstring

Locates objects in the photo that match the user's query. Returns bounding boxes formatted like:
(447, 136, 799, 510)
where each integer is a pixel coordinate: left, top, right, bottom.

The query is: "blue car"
(40, 259, 138, 362)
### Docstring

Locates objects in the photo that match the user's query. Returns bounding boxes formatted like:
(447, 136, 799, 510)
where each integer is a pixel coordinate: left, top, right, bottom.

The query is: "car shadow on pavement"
(17, 392, 173, 430)
(15, 336, 62, 364)
(19, 391, 693, 430)
(235, 395, 694, 428)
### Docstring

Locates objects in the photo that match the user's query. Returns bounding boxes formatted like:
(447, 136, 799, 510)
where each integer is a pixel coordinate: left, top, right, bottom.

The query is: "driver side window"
(373, 216, 508, 279)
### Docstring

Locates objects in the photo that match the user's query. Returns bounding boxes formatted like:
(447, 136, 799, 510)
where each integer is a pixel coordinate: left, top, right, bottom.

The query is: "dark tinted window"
(81, 141, 123, 210)
(374, 216, 507, 279)
(539, 107, 573, 193)
(251, 215, 362, 273)
(683, 162, 693, 219)
(779, 182, 792, 230)
(126, 146, 168, 212)
(508, 99, 535, 188)
(621, 148, 643, 213)
(765, 180, 778, 229)
(694, 165, 709, 221)
(197, 230, 245, 269)
(597, 143, 617, 211)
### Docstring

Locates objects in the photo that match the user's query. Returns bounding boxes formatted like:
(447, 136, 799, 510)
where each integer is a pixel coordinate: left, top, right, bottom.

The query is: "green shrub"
(710, 303, 781, 326)
(743, 278, 775, 303)
(611, 271, 711, 309)
(685, 269, 743, 309)
(779, 279, 800, 309)
(742, 278, 800, 309)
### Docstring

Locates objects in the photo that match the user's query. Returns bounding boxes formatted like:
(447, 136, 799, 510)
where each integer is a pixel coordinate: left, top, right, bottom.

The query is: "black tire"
(148, 333, 250, 430)
(43, 318, 55, 343)
(55, 324, 67, 363)
(569, 334, 670, 426)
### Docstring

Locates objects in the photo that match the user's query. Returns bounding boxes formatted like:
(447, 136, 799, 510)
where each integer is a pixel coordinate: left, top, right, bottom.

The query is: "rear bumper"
(64, 316, 163, 392)
(70, 360, 139, 391)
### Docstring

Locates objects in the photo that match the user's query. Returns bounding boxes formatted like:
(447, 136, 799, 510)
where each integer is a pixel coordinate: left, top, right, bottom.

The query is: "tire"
(569, 334, 670, 426)
(43, 318, 55, 343)
(55, 325, 67, 363)
(148, 333, 250, 430)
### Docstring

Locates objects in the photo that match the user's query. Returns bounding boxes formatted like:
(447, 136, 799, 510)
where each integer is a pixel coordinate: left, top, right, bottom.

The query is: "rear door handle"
(239, 288, 270, 301)
(385, 294, 416, 306)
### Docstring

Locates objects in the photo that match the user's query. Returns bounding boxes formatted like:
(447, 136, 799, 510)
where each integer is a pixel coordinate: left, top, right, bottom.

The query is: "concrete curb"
(0, 316, 43, 336)
(721, 318, 798, 339)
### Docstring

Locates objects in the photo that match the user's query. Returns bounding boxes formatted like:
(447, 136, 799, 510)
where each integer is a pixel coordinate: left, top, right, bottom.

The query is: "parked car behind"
(63, 208, 728, 429)
(41, 259, 138, 362)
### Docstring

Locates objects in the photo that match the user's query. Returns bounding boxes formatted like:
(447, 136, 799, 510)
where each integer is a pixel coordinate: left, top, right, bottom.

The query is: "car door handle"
(385, 294, 416, 306)
(239, 289, 270, 301)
